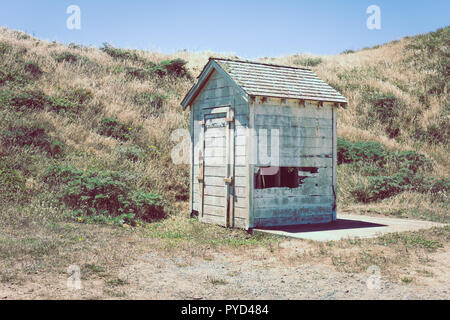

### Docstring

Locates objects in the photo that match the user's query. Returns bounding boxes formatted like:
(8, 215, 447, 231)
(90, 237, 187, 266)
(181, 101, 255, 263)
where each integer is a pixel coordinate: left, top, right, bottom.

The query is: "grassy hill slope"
(0, 26, 448, 227)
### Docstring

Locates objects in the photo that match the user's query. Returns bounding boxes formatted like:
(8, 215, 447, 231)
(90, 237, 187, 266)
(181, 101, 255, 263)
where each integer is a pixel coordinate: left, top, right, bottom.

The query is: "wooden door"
(199, 108, 235, 227)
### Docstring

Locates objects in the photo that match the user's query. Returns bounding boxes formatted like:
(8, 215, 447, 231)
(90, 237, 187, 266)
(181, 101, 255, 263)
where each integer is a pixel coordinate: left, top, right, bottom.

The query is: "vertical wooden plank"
(199, 117, 205, 218)
(332, 106, 337, 221)
(247, 99, 255, 229)
(224, 107, 230, 227)
(224, 109, 230, 227)
(189, 104, 194, 214)
(227, 107, 235, 227)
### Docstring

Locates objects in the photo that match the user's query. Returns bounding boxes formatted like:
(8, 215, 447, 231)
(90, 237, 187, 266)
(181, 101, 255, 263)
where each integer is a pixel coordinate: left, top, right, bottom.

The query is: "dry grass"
(0, 27, 449, 298)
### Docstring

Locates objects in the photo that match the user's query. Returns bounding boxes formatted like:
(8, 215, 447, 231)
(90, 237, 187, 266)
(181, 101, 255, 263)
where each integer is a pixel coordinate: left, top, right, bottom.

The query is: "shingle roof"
(181, 57, 347, 109)
(214, 58, 347, 104)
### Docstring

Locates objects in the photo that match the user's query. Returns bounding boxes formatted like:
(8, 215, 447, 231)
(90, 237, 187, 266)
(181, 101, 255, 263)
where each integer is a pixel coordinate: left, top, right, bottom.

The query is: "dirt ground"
(1, 233, 449, 300)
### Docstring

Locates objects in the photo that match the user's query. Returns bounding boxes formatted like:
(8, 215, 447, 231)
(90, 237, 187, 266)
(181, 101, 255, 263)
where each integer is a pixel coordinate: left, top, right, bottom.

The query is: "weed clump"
(124, 60, 191, 80)
(0, 60, 43, 86)
(0, 42, 12, 55)
(100, 43, 143, 62)
(153, 59, 190, 78)
(292, 57, 322, 67)
(54, 51, 90, 64)
(133, 92, 166, 117)
(115, 145, 144, 162)
(1, 88, 92, 115)
(44, 166, 166, 224)
(5, 90, 50, 111)
(337, 139, 387, 166)
(23, 62, 43, 79)
(100, 44, 191, 80)
(97, 117, 136, 141)
(367, 92, 402, 138)
(338, 138, 447, 202)
(1, 122, 64, 157)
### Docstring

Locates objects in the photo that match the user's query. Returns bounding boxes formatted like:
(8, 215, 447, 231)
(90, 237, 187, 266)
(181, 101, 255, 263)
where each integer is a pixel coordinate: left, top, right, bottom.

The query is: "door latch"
(224, 176, 233, 184)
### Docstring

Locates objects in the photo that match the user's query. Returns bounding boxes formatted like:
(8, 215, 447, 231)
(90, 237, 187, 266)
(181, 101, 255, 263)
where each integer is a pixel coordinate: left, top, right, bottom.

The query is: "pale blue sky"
(0, 0, 448, 58)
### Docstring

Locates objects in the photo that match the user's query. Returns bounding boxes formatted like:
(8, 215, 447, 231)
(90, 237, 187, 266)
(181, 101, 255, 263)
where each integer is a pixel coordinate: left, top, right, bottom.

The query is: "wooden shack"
(181, 58, 347, 229)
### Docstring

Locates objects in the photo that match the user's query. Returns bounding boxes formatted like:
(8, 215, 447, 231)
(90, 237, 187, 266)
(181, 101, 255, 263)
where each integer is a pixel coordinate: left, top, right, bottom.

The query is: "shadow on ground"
(254, 219, 385, 234)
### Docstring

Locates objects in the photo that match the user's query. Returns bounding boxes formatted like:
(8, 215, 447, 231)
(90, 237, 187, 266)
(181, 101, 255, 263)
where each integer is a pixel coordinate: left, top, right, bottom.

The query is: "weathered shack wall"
(250, 98, 337, 227)
(191, 69, 250, 228)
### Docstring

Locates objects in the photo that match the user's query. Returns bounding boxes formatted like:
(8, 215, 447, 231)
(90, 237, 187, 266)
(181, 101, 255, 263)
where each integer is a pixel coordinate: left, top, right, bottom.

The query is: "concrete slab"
(253, 214, 446, 242)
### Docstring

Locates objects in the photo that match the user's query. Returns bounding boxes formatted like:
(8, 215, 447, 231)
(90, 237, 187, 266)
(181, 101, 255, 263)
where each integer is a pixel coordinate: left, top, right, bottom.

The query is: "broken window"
(254, 166, 320, 189)
(280, 167, 299, 188)
(254, 166, 280, 189)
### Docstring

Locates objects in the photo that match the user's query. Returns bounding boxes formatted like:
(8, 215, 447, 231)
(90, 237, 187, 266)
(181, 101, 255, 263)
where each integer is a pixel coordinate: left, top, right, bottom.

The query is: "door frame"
(199, 105, 235, 227)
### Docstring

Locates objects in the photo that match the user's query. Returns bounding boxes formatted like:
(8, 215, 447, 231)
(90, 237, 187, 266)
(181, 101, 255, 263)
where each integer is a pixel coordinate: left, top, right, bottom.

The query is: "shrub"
(2, 88, 92, 116)
(129, 191, 165, 220)
(97, 117, 138, 141)
(54, 51, 90, 64)
(123, 59, 191, 80)
(48, 97, 77, 114)
(412, 176, 450, 196)
(146, 59, 191, 79)
(414, 118, 450, 145)
(49, 140, 64, 157)
(49, 88, 93, 115)
(352, 168, 413, 202)
(100, 43, 142, 62)
(55, 52, 78, 63)
(0, 42, 12, 55)
(337, 138, 387, 165)
(293, 57, 322, 67)
(392, 150, 432, 174)
(133, 92, 166, 117)
(101, 43, 191, 80)
(366, 92, 403, 138)
(338, 138, 431, 172)
(125, 67, 149, 80)
(44, 166, 166, 223)
(428, 119, 449, 144)
(115, 145, 144, 162)
(0, 61, 43, 86)
(1, 123, 63, 157)
(157, 59, 190, 78)
(368, 93, 399, 122)
(23, 62, 43, 79)
(6, 90, 50, 111)
(0, 71, 17, 86)
(341, 49, 355, 54)
(67, 88, 93, 104)
(339, 138, 443, 202)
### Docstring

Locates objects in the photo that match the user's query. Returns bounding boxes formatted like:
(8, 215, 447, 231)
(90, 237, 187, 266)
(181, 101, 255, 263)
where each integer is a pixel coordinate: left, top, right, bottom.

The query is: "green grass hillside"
(0, 26, 448, 228)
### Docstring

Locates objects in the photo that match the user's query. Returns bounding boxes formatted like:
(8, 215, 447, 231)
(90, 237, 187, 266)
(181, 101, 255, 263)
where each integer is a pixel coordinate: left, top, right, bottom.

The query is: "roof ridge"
(210, 57, 312, 71)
